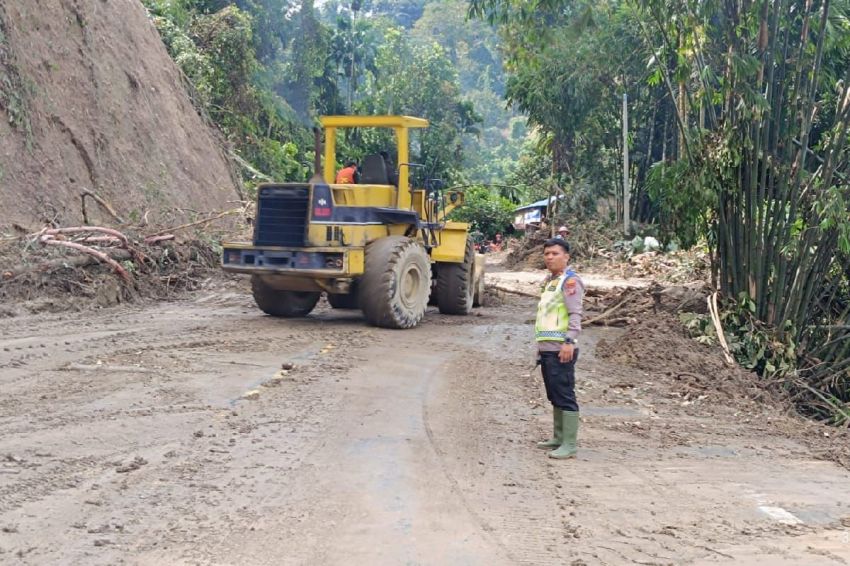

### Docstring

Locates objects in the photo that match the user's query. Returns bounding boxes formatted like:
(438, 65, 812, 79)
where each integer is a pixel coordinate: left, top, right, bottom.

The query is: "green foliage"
(151, 16, 215, 105)
(469, 1, 657, 225)
(504, 136, 552, 202)
(450, 185, 514, 238)
(146, 0, 318, 180)
(353, 27, 480, 182)
(144, 0, 494, 184)
(361, 0, 428, 28)
(470, 0, 850, 422)
(242, 138, 305, 182)
(409, 0, 525, 185)
(0, 13, 33, 142)
(644, 156, 715, 249)
(681, 294, 798, 379)
(190, 6, 258, 127)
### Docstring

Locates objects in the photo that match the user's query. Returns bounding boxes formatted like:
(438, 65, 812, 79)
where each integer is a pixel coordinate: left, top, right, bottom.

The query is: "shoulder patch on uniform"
(564, 277, 578, 295)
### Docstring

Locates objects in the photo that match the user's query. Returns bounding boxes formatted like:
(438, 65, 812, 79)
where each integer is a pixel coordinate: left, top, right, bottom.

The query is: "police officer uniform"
(535, 265, 584, 459)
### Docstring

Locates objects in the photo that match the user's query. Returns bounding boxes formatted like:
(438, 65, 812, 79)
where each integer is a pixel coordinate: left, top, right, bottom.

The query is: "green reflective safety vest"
(535, 270, 575, 342)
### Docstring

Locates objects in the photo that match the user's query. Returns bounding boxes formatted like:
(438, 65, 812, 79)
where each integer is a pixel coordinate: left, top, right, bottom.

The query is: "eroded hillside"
(0, 0, 240, 232)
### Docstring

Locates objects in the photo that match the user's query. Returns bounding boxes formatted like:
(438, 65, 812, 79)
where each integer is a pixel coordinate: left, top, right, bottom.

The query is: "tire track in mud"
(182, 411, 339, 565)
(421, 375, 520, 564)
(421, 324, 582, 565)
(135, 353, 355, 565)
(187, 328, 515, 566)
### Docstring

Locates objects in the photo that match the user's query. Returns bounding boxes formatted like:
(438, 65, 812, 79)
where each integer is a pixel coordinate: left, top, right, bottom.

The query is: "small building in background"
(512, 196, 562, 233)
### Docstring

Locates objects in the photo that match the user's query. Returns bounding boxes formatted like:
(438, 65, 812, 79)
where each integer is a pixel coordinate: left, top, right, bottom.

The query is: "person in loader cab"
(534, 238, 584, 459)
(335, 160, 359, 184)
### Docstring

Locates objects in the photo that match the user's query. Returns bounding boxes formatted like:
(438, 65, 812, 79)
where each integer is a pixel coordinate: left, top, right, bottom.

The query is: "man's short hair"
(543, 238, 570, 253)
(345, 160, 357, 167)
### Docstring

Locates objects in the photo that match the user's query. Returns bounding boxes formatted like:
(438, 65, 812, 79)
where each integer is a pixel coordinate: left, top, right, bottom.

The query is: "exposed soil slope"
(0, 0, 240, 232)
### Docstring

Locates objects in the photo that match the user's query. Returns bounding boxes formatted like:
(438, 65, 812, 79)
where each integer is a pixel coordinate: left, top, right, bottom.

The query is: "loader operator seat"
(360, 153, 390, 185)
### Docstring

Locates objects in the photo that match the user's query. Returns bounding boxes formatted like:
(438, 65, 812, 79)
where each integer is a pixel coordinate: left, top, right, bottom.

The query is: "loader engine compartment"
(254, 185, 309, 247)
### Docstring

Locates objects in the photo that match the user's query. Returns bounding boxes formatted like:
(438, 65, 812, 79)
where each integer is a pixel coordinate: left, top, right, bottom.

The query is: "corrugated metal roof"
(513, 196, 560, 212)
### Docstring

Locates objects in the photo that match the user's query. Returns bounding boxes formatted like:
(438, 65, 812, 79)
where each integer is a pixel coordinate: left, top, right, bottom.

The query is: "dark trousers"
(539, 350, 580, 412)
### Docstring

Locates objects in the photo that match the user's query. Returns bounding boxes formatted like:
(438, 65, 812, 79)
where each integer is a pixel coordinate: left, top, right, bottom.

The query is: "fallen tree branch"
(144, 234, 175, 245)
(2, 249, 134, 280)
(81, 189, 124, 224)
(145, 209, 240, 238)
(35, 226, 130, 247)
(585, 294, 636, 325)
(792, 378, 850, 426)
(38, 236, 131, 283)
(36, 226, 151, 265)
(593, 316, 636, 327)
(79, 235, 122, 245)
(487, 283, 538, 298)
(229, 152, 273, 182)
(708, 292, 735, 365)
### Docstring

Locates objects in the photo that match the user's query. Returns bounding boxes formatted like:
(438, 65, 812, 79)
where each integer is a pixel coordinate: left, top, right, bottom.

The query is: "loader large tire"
(472, 253, 486, 307)
(435, 238, 474, 315)
(251, 276, 320, 317)
(359, 236, 431, 329)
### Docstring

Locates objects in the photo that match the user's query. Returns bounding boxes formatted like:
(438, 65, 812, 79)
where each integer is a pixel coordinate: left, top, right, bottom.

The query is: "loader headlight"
(325, 254, 343, 269)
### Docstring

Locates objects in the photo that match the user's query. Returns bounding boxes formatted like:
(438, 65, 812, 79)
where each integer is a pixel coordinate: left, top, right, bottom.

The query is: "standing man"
(335, 160, 359, 184)
(535, 238, 584, 459)
(556, 225, 570, 239)
(491, 233, 504, 252)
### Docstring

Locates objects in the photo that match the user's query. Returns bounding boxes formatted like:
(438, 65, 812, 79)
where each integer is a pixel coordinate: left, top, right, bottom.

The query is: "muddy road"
(1, 281, 850, 565)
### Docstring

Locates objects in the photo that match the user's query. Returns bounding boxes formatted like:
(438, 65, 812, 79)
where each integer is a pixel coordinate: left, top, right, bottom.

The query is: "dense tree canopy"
(471, 0, 850, 422)
(142, 0, 528, 190)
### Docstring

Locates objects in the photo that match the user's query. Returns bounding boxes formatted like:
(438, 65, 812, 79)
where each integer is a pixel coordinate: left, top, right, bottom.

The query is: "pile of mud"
(0, 0, 240, 232)
(587, 283, 766, 401)
(595, 310, 794, 418)
(596, 310, 850, 469)
(597, 314, 741, 387)
(504, 220, 632, 271)
(504, 230, 547, 270)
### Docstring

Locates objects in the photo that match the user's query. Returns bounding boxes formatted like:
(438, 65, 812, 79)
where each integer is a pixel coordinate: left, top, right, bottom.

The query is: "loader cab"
(320, 115, 428, 210)
(359, 152, 393, 186)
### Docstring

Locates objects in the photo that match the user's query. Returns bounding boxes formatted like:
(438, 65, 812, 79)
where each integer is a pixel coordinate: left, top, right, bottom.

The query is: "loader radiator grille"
(254, 186, 309, 247)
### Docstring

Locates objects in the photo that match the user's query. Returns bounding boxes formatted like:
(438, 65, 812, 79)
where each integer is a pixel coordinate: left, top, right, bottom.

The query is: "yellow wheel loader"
(221, 115, 486, 329)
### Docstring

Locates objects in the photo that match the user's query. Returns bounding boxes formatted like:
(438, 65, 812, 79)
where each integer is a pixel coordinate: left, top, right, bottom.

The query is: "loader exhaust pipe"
(312, 127, 323, 181)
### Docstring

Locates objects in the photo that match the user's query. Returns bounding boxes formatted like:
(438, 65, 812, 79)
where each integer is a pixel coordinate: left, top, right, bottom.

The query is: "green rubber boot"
(536, 407, 563, 449)
(549, 411, 579, 459)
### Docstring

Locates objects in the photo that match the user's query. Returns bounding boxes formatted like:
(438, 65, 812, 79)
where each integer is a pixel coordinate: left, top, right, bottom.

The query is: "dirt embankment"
(0, 0, 240, 233)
